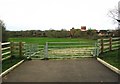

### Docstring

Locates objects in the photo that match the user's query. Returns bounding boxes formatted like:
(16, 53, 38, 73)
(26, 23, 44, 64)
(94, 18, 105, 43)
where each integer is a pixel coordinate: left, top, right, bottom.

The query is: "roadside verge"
(97, 58, 120, 75)
(0, 60, 24, 77)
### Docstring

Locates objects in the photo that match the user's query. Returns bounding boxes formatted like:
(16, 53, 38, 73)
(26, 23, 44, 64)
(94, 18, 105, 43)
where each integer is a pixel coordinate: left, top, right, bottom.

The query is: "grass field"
(8, 37, 96, 59)
(9, 37, 96, 45)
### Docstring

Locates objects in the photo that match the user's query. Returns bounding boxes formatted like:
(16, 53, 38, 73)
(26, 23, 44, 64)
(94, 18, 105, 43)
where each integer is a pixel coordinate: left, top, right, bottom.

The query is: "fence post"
(0, 42, 1, 81)
(95, 42, 98, 57)
(0, 42, 2, 61)
(109, 37, 112, 51)
(96, 41, 99, 57)
(10, 42, 14, 56)
(19, 42, 23, 57)
(22, 42, 25, 57)
(101, 38, 104, 53)
(94, 42, 98, 57)
(44, 42, 48, 60)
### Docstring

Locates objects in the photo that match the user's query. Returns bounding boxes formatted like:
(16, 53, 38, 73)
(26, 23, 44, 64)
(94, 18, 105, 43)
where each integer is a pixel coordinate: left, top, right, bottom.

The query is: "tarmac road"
(2, 58, 119, 82)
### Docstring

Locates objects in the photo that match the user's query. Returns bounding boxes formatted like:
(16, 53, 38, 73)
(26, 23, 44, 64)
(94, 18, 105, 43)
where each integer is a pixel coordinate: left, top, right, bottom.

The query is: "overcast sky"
(0, 0, 119, 31)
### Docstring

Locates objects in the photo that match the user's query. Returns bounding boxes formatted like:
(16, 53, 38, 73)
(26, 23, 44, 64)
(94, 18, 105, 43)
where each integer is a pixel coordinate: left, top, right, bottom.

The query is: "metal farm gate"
(23, 42, 98, 59)
(23, 43, 45, 59)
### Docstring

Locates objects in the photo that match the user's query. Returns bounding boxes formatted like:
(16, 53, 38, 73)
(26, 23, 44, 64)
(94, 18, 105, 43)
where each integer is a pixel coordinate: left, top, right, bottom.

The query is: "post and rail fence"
(0, 37, 119, 60)
(96, 37, 120, 56)
(0, 42, 25, 61)
(1, 41, 95, 60)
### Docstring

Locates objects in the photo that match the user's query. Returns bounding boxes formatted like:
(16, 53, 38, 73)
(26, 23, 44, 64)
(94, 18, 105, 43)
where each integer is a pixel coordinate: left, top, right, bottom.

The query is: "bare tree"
(108, 1, 120, 23)
(107, 2, 120, 36)
(0, 20, 4, 27)
(108, 6, 119, 23)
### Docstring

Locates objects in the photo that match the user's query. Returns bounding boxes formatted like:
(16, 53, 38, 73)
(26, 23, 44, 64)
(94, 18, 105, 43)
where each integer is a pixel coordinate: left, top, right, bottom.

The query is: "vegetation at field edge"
(99, 49, 120, 69)
(2, 57, 23, 72)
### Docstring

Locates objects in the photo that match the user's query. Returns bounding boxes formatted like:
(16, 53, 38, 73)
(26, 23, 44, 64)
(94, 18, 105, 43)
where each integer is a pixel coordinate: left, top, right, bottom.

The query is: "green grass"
(2, 57, 23, 72)
(99, 49, 120, 69)
(9, 37, 96, 45)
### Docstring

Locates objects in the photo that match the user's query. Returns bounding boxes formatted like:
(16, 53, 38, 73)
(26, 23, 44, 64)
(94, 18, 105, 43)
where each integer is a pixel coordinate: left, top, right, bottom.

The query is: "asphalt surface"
(2, 58, 119, 82)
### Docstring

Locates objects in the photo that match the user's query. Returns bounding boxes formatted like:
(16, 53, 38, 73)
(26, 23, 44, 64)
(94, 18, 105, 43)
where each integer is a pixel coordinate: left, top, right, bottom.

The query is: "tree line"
(1, 19, 119, 42)
(6, 28, 99, 39)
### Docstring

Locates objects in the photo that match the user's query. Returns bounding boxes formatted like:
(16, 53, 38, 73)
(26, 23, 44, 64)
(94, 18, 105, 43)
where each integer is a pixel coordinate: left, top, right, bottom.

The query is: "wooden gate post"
(19, 42, 23, 57)
(109, 37, 112, 51)
(101, 38, 104, 53)
(96, 41, 99, 57)
(10, 42, 14, 56)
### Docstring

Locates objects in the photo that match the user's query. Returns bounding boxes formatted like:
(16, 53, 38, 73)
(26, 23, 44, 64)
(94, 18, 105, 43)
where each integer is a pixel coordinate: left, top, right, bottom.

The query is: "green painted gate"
(23, 42, 98, 59)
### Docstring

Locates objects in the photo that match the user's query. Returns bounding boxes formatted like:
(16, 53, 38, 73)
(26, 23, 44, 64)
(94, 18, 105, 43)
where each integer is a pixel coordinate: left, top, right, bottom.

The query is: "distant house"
(97, 30, 106, 36)
(97, 30, 113, 37)
(112, 30, 119, 37)
(81, 26, 86, 31)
